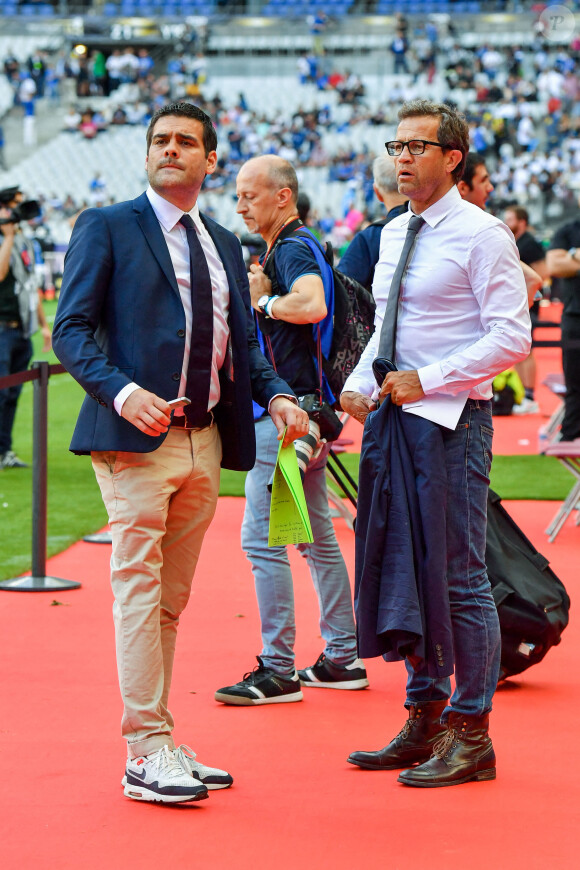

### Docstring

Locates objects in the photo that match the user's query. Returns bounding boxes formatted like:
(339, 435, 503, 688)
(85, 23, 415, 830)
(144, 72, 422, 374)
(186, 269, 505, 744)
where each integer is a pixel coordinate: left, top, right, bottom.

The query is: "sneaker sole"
(122, 773, 230, 792)
(214, 690, 303, 705)
(299, 678, 369, 690)
(123, 784, 209, 803)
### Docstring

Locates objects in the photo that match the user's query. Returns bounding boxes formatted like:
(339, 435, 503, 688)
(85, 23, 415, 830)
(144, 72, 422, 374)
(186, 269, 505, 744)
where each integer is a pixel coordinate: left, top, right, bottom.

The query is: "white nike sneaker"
(123, 745, 209, 803)
(175, 745, 233, 790)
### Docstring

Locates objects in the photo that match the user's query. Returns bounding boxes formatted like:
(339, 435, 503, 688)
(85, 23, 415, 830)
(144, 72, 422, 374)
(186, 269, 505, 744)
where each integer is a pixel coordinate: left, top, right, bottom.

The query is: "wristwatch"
(257, 294, 271, 314)
(568, 247, 577, 260)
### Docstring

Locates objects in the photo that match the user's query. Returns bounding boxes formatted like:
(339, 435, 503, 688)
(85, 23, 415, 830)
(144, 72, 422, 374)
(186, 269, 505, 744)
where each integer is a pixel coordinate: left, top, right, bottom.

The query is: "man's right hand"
(340, 391, 377, 425)
(0, 209, 16, 240)
(120, 388, 172, 436)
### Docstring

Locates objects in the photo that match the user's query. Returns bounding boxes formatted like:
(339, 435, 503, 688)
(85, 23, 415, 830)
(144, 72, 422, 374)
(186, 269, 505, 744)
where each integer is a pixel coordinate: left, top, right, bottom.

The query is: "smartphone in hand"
(167, 397, 191, 409)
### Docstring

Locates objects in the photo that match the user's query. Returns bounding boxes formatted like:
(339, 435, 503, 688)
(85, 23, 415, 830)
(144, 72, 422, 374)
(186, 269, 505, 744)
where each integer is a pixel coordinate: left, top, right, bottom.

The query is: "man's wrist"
(264, 295, 281, 319)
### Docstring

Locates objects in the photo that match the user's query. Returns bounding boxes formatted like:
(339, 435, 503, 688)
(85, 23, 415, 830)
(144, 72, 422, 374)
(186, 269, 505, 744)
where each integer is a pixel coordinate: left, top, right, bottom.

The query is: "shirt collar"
(146, 186, 201, 232)
(402, 185, 460, 229)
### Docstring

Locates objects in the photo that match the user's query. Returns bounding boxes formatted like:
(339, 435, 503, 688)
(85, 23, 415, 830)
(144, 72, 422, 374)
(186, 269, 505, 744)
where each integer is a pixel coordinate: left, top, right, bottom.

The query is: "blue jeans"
(241, 417, 357, 675)
(405, 399, 501, 718)
(0, 324, 32, 455)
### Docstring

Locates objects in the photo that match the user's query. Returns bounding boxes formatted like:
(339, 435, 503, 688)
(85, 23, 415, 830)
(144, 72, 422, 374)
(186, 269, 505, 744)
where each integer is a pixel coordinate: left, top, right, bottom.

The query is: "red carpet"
(0, 495, 577, 870)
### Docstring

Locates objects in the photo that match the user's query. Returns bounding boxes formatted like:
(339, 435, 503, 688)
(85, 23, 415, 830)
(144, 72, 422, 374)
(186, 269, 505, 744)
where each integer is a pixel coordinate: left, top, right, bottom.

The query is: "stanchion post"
(31, 360, 49, 579)
(0, 361, 81, 591)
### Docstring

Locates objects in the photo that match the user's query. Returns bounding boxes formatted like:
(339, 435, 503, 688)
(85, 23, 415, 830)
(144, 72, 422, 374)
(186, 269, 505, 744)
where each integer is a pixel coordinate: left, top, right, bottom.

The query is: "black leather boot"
(397, 711, 496, 787)
(347, 700, 448, 770)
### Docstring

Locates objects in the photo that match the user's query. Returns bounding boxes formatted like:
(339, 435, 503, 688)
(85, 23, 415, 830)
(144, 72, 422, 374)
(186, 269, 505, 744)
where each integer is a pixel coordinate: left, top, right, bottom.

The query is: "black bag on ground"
(485, 489, 570, 679)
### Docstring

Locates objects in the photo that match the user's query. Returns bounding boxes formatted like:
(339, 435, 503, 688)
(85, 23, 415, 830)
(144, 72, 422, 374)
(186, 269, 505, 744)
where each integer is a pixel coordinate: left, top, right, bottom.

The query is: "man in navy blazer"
(53, 102, 308, 804)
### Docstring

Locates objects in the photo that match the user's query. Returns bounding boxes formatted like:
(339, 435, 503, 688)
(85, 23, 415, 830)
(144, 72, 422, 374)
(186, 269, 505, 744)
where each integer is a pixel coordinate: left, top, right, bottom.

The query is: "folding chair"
(538, 373, 566, 453)
(544, 439, 580, 542)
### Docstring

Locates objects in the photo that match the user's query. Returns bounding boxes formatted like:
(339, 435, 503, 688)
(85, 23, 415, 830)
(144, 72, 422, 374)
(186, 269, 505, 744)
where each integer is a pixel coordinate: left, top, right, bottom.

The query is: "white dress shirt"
(114, 186, 230, 415)
(343, 185, 531, 424)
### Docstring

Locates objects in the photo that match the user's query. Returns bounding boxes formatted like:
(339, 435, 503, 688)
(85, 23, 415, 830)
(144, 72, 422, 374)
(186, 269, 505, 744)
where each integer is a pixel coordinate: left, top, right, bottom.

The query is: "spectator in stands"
(90, 51, 107, 97)
(215, 154, 367, 707)
(546, 213, 580, 442)
(19, 74, 37, 148)
(504, 205, 548, 414)
(339, 154, 408, 291)
(62, 106, 81, 132)
(0, 185, 52, 470)
(105, 49, 123, 93)
(309, 9, 328, 56)
(137, 49, 154, 80)
(78, 109, 99, 139)
(391, 30, 410, 75)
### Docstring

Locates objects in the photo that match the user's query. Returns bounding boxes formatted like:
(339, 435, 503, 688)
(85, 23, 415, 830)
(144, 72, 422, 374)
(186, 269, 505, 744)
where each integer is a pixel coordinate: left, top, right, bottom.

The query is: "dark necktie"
(376, 214, 425, 363)
(179, 213, 214, 426)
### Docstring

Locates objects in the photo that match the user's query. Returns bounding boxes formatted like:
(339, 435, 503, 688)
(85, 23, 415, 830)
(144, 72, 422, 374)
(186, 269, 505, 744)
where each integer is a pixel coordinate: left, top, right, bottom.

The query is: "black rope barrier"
(0, 361, 81, 592)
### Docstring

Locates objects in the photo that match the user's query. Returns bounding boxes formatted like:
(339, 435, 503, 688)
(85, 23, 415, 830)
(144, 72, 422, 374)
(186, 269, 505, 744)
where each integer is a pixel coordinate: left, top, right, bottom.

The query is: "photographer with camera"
(215, 155, 368, 706)
(0, 186, 51, 470)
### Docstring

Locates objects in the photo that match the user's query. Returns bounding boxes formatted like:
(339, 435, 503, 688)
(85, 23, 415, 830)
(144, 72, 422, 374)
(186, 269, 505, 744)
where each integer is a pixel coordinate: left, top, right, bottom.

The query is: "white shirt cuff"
(417, 363, 447, 395)
(114, 382, 141, 416)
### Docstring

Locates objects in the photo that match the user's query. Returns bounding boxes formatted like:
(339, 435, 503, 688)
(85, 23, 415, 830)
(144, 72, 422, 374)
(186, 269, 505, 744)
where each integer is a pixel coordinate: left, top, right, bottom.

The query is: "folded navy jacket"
(355, 397, 454, 678)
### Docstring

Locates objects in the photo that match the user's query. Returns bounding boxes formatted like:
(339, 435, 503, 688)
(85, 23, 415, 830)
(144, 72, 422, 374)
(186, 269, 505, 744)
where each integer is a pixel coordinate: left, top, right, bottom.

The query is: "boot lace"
(432, 728, 460, 759)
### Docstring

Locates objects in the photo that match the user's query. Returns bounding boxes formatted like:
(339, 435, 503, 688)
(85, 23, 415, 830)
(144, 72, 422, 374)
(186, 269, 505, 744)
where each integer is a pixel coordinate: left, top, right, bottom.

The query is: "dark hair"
(146, 102, 217, 156)
(297, 191, 311, 222)
(462, 152, 488, 189)
(505, 204, 529, 224)
(398, 99, 469, 182)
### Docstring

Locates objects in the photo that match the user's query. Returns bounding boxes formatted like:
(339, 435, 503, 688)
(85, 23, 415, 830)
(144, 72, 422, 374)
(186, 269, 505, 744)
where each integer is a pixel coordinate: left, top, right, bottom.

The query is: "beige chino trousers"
(92, 424, 221, 759)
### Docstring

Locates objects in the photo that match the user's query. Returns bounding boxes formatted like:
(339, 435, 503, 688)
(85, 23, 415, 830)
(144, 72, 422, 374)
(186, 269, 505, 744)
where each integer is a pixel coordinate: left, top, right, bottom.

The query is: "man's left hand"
(378, 370, 425, 405)
(269, 397, 310, 447)
(248, 263, 273, 310)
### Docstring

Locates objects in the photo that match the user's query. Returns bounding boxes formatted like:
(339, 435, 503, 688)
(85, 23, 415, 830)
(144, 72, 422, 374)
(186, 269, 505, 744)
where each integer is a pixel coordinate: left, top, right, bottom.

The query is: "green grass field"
(0, 301, 574, 581)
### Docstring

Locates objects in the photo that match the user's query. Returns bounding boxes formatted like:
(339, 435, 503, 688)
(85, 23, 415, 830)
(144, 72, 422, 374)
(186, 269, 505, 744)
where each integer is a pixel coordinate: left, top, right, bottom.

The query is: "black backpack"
(264, 221, 376, 404)
(485, 489, 570, 679)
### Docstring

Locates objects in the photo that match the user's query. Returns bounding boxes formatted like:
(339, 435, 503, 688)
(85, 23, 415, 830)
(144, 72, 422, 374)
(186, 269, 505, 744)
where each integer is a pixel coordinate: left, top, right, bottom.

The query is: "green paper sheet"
(268, 430, 314, 546)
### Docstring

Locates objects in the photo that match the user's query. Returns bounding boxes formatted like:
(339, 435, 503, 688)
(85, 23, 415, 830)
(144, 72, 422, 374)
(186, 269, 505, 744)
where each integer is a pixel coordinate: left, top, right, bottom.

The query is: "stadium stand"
(2, 2, 580, 246)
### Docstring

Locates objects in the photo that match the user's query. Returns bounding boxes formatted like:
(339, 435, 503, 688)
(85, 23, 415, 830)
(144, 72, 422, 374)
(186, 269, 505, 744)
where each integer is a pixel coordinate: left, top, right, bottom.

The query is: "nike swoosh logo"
(127, 768, 147, 781)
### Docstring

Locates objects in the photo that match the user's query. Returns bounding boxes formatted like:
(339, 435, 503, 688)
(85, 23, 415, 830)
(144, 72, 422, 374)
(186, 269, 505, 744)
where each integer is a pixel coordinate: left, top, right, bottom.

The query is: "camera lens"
(294, 418, 321, 480)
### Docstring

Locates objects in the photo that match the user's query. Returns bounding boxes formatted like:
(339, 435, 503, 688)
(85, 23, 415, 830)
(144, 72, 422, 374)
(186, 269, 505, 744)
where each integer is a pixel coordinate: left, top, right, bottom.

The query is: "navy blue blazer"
(355, 398, 454, 678)
(53, 192, 293, 471)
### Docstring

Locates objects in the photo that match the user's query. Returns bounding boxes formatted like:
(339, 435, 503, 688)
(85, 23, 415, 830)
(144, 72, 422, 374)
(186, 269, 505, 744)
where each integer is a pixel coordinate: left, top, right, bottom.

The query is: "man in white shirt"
(342, 99, 531, 788)
(53, 102, 308, 804)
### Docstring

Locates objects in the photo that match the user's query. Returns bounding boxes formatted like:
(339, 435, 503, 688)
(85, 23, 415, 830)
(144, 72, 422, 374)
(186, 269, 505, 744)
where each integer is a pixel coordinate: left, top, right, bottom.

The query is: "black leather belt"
(170, 410, 213, 430)
(0, 321, 21, 329)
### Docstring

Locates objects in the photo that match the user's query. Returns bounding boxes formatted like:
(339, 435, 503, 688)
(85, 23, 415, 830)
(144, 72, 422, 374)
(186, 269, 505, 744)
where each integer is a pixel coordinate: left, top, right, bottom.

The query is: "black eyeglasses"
(385, 139, 445, 156)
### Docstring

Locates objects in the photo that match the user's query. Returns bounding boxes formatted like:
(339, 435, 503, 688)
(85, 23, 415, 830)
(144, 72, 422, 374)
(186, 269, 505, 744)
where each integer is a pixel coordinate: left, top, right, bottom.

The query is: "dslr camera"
(294, 394, 343, 479)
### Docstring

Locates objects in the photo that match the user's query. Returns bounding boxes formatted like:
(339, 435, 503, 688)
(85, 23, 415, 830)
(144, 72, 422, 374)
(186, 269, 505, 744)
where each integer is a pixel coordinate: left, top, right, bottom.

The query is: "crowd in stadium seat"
(3, 12, 580, 242)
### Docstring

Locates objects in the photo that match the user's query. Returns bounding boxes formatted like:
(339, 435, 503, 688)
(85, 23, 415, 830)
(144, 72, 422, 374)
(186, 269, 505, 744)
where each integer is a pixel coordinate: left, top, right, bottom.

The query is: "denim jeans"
(241, 416, 357, 675)
(405, 399, 501, 718)
(0, 324, 32, 455)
